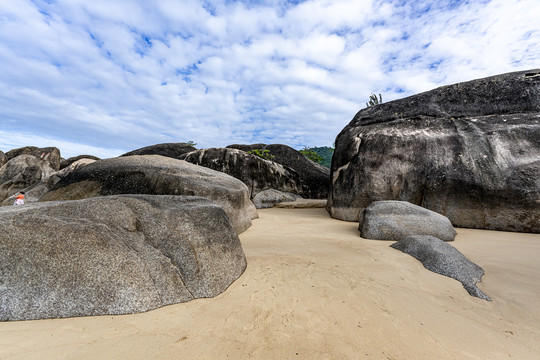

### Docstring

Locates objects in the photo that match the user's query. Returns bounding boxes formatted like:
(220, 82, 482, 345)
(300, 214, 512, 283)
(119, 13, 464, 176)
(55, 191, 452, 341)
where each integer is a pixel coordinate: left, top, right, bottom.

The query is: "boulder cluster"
(0, 142, 328, 320)
(359, 200, 490, 300)
(339, 69, 540, 301)
(2, 69, 538, 319)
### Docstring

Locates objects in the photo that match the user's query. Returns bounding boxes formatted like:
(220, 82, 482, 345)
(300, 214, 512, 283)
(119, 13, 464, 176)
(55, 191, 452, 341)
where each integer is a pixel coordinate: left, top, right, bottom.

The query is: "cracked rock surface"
(181, 148, 304, 199)
(0, 195, 246, 321)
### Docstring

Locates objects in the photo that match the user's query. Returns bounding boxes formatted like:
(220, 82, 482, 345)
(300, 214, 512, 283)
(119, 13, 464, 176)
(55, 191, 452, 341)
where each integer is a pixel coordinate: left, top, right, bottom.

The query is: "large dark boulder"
(0, 154, 58, 202)
(1, 158, 96, 206)
(329, 69, 540, 232)
(5, 146, 61, 171)
(121, 142, 196, 159)
(39, 155, 256, 234)
(359, 201, 456, 241)
(180, 148, 304, 198)
(227, 143, 329, 199)
(60, 155, 101, 170)
(0, 195, 247, 321)
(391, 235, 491, 301)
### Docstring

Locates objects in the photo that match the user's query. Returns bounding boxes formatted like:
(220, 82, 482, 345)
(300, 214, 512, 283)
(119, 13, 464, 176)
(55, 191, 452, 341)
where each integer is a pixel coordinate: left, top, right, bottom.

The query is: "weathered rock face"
(227, 144, 330, 199)
(39, 155, 257, 234)
(329, 69, 540, 232)
(121, 142, 196, 159)
(252, 189, 302, 209)
(60, 155, 101, 170)
(0, 154, 58, 202)
(5, 146, 61, 171)
(180, 148, 304, 198)
(1, 158, 96, 206)
(0, 151, 6, 168)
(391, 235, 491, 301)
(359, 201, 457, 241)
(0, 195, 247, 321)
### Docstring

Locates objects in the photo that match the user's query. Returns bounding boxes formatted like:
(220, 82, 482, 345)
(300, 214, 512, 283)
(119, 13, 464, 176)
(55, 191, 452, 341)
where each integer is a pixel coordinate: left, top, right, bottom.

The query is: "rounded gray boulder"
(39, 155, 257, 234)
(0, 195, 247, 321)
(359, 201, 457, 241)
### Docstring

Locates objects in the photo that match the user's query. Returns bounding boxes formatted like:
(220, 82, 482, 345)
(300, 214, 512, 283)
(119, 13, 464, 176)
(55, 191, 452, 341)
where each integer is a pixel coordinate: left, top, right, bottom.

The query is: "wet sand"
(1, 207, 539, 359)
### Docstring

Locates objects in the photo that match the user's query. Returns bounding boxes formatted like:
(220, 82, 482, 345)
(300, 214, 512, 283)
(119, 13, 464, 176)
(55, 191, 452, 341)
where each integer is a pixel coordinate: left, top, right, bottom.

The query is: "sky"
(0, 0, 539, 158)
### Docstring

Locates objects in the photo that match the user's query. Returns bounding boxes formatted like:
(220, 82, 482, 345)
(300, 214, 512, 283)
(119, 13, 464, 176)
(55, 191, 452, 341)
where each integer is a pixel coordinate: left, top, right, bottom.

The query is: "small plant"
(299, 147, 323, 164)
(186, 140, 197, 147)
(366, 93, 382, 107)
(247, 149, 275, 161)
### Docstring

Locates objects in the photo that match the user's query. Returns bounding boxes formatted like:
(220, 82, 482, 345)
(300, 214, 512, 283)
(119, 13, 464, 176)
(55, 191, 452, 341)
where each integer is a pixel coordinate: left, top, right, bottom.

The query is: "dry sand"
(1, 207, 539, 359)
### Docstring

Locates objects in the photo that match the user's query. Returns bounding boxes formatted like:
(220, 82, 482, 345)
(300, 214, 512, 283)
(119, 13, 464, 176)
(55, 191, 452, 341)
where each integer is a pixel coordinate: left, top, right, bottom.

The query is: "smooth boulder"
(359, 201, 457, 241)
(0, 195, 246, 321)
(180, 148, 304, 198)
(227, 143, 329, 199)
(121, 142, 196, 159)
(252, 189, 302, 209)
(329, 69, 540, 232)
(39, 155, 257, 234)
(391, 235, 491, 301)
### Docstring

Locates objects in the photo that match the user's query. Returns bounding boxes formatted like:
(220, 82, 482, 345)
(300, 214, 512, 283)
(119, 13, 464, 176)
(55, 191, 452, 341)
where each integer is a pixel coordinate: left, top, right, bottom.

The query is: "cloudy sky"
(0, 0, 538, 158)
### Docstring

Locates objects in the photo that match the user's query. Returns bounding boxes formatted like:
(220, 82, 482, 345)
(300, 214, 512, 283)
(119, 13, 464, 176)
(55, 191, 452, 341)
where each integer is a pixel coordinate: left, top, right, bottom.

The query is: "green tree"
(247, 149, 275, 161)
(186, 140, 197, 147)
(303, 146, 334, 168)
(366, 93, 382, 107)
(299, 147, 323, 164)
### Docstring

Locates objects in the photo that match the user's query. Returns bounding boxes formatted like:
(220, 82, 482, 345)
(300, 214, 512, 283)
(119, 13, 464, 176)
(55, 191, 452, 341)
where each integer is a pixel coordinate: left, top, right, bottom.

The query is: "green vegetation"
(300, 146, 334, 168)
(299, 147, 323, 164)
(247, 149, 275, 161)
(366, 93, 382, 107)
(186, 140, 197, 147)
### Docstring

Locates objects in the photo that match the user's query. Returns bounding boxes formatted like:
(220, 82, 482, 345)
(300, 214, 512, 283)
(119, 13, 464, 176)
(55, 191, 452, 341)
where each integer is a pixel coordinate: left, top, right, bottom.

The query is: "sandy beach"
(1, 207, 539, 359)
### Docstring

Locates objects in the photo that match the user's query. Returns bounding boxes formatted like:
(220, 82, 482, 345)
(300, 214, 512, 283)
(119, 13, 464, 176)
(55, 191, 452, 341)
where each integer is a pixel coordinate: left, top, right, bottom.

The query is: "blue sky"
(0, 0, 538, 158)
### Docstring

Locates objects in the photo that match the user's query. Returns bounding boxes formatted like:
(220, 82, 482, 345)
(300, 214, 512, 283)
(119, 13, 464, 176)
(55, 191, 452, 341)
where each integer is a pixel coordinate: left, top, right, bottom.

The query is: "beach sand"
(1, 207, 539, 359)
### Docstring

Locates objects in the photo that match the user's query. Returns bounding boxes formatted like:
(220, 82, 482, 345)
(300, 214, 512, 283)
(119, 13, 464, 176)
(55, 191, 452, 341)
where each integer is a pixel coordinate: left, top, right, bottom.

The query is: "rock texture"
(0, 195, 247, 321)
(329, 69, 540, 232)
(0, 151, 6, 168)
(0, 152, 59, 202)
(1, 158, 96, 206)
(391, 235, 491, 301)
(121, 142, 196, 159)
(60, 155, 101, 170)
(359, 201, 457, 241)
(39, 155, 256, 234)
(5, 146, 61, 171)
(180, 148, 304, 198)
(227, 144, 329, 199)
(252, 189, 302, 209)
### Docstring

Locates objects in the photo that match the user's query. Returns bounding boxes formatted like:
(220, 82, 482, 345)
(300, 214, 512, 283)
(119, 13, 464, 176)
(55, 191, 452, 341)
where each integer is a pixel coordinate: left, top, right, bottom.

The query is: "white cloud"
(0, 0, 538, 157)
